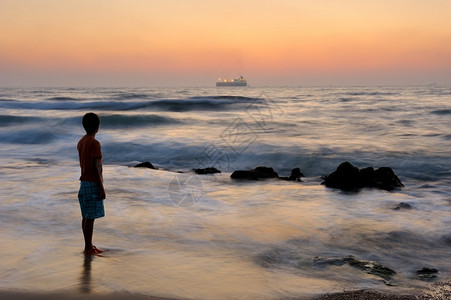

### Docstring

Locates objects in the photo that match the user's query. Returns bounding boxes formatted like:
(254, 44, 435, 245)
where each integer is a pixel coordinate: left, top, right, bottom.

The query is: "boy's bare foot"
(84, 246, 103, 256)
(92, 245, 105, 253)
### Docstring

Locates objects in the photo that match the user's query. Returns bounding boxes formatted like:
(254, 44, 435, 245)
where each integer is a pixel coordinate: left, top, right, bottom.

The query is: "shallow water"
(0, 86, 450, 299)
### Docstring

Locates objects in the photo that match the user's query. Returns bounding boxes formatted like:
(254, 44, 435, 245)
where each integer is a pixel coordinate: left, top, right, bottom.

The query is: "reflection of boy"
(77, 112, 106, 256)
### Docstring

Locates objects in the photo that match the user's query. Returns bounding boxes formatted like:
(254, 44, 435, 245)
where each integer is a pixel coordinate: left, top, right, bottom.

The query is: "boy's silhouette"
(77, 112, 106, 256)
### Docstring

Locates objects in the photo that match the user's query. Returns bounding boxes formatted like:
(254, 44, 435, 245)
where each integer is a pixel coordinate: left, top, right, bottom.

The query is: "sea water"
(0, 86, 450, 299)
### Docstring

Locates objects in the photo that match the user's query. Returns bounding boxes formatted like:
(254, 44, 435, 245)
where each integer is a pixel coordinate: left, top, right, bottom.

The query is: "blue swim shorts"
(78, 181, 105, 219)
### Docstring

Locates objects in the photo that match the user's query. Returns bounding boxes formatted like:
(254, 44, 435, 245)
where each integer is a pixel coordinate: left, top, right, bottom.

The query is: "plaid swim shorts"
(78, 181, 104, 219)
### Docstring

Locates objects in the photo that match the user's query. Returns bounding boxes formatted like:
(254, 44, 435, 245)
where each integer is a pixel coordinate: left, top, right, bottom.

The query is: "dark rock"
(193, 167, 221, 175)
(231, 166, 279, 180)
(393, 202, 412, 210)
(343, 256, 396, 281)
(314, 255, 396, 283)
(291, 168, 304, 180)
(253, 166, 279, 178)
(231, 170, 257, 180)
(373, 167, 404, 190)
(134, 161, 157, 169)
(360, 166, 376, 186)
(322, 162, 361, 189)
(231, 166, 305, 182)
(280, 168, 304, 182)
(261, 249, 397, 285)
(322, 161, 403, 191)
(416, 267, 439, 280)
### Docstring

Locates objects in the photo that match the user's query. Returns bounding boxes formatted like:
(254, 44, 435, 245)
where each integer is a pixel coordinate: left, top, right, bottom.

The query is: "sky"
(1, 0, 451, 87)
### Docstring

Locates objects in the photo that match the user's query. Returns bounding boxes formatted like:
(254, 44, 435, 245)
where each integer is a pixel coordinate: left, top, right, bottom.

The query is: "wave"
(111, 92, 159, 101)
(46, 96, 78, 101)
(0, 129, 57, 144)
(100, 114, 181, 128)
(148, 99, 241, 112)
(99, 139, 451, 182)
(102, 141, 203, 167)
(344, 91, 397, 96)
(57, 113, 181, 129)
(0, 99, 154, 111)
(189, 95, 260, 102)
(0, 98, 250, 112)
(415, 88, 451, 96)
(431, 109, 451, 115)
(0, 115, 43, 126)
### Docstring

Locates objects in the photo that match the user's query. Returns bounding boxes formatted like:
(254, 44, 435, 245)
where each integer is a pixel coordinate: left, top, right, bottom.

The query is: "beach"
(0, 290, 417, 300)
(2, 283, 450, 300)
(0, 86, 450, 299)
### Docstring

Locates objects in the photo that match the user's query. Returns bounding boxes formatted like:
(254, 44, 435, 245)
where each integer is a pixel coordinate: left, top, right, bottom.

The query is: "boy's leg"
(82, 218, 95, 253)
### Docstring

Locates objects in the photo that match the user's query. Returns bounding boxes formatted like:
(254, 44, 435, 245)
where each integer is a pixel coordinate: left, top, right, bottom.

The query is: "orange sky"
(1, 0, 451, 86)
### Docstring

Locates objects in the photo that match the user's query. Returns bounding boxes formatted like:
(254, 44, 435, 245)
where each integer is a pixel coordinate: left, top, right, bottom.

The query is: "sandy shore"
(2, 285, 451, 300)
(0, 291, 175, 300)
(310, 281, 451, 300)
(311, 289, 417, 300)
(0, 288, 436, 300)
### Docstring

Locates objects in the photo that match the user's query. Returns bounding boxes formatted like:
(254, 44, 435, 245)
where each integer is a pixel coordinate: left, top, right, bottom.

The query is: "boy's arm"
(94, 157, 106, 200)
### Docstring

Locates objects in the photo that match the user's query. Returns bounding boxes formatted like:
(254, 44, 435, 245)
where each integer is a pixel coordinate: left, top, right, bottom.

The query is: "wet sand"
(0, 287, 446, 300)
(0, 291, 175, 300)
(2, 278, 451, 300)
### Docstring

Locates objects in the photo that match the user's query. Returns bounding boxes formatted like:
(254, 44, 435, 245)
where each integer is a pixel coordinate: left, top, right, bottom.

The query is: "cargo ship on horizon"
(216, 75, 247, 87)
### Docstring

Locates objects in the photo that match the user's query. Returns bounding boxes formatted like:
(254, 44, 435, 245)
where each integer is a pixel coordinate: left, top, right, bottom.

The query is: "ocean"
(0, 86, 450, 299)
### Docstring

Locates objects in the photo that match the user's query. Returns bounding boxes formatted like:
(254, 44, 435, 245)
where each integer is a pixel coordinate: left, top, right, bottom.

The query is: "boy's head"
(82, 112, 100, 134)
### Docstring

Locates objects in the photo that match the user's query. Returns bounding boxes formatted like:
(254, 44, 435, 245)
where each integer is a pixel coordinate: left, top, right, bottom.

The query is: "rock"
(193, 167, 221, 175)
(280, 168, 304, 182)
(322, 161, 403, 191)
(231, 166, 279, 180)
(314, 255, 396, 283)
(231, 166, 305, 181)
(393, 202, 412, 210)
(359, 166, 376, 186)
(322, 162, 361, 189)
(373, 167, 404, 190)
(416, 267, 439, 280)
(261, 250, 397, 285)
(134, 161, 157, 169)
(231, 170, 258, 180)
(343, 256, 396, 282)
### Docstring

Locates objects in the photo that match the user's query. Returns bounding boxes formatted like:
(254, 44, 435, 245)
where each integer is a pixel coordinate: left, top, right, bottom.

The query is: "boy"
(77, 112, 106, 256)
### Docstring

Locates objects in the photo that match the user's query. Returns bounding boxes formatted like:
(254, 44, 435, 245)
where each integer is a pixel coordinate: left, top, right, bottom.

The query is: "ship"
(216, 75, 247, 87)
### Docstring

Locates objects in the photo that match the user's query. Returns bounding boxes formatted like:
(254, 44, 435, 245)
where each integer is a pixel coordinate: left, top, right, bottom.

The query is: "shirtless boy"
(77, 112, 106, 255)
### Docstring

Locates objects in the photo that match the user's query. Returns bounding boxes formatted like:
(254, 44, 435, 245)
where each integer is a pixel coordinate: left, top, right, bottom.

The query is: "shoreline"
(0, 290, 176, 300)
(0, 288, 435, 300)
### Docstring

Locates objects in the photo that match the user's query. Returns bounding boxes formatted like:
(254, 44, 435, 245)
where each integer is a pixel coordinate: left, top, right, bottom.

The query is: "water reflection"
(80, 255, 93, 293)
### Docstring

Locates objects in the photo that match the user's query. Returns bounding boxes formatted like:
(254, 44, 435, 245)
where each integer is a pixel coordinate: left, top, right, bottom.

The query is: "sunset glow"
(1, 0, 451, 86)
